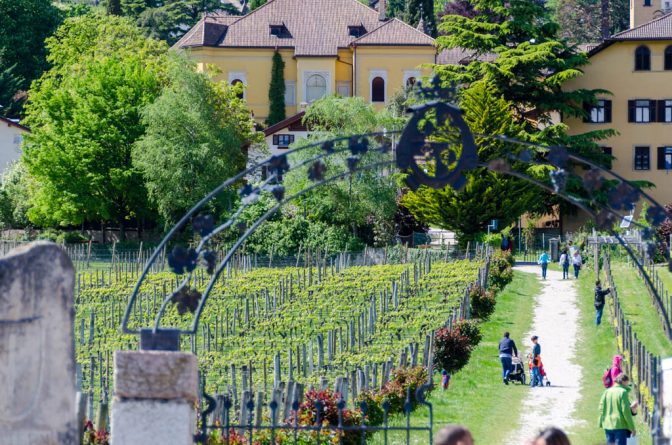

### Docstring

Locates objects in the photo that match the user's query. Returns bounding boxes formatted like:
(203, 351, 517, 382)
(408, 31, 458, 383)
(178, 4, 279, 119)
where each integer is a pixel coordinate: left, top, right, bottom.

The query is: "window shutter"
(647, 100, 653, 121)
(658, 147, 666, 170)
(657, 100, 666, 122)
(628, 100, 635, 122)
(583, 102, 591, 123)
(605, 101, 612, 122)
(273, 135, 279, 145)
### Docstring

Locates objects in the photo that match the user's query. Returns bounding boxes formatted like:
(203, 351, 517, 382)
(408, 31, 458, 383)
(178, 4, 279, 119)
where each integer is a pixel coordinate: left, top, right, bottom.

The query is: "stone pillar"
(112, 350, 198, 445)
(0, 242, 78, 445)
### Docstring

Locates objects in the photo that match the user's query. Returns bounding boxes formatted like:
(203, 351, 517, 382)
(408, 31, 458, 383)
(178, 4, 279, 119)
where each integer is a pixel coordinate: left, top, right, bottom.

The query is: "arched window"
(231, 79, 244, 99)
(406, 77, 417, 87)
(665, 46, 672, 70)
(635, 45, 651, 71)
(372, 76, 385, 102)
(306, 74, 326, 103)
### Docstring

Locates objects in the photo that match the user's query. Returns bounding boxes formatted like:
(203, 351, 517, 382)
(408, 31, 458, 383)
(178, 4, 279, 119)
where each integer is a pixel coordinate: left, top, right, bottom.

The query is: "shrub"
(469, 284, 496, 320)
(82, 420, 109, 445)
(57, 231, 89, 244)
(434, 320, 482, 374)
(488, 251, 513, 291)
(355, 390, 385, 426)
(297, 389, 363, 445)
(380, 366, 430, 414)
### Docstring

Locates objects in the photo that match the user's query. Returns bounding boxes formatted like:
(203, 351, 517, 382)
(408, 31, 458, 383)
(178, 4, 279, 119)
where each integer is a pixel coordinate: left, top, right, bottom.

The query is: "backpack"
(602, 368, 612, 388)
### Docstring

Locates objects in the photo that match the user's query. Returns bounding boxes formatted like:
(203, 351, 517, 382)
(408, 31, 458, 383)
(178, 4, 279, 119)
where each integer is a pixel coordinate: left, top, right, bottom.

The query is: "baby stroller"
(508, 354, 527, 385)
(528, 353, 552, 387)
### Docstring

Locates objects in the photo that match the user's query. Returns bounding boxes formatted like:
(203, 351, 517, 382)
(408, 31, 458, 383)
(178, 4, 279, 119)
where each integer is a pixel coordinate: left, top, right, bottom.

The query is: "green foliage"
(402, 81, 546, 242)
(469, 284, 496, 320)
(434, 318, 482, 373)
(249, 0, 267, 10)
(283, 96, 402, 246)
(133, 53, 256, 225)
(107, 0, 121, 15)
(266, 51, 286, 126)
(23, 14, 168, 231)
(553, 0, 629, 43)
(0, 161, 32, 228)
(488, 251, 514, 291)
(117, 0, 222, 44)
(380, 366, 430, 413)
(0, 61, 24, 118)
(0, 0, 63, 90)
(405, 0, 437, 36)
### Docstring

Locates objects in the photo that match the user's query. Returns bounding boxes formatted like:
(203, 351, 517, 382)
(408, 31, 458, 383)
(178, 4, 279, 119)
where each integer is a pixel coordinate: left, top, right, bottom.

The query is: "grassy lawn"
(656, 264, 672, 295)
(610, 262, 672, 357)
(370, 270, 540, 444)
(570, 265, 652, 445)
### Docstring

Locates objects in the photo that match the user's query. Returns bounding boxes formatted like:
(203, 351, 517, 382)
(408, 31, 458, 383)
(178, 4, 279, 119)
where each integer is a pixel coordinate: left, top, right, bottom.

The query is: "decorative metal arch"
(122, 78, 671, 351)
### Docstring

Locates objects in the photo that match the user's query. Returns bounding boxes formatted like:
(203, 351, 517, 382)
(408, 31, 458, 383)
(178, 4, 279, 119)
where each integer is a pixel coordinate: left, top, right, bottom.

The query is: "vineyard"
(73, 250, 484, 420)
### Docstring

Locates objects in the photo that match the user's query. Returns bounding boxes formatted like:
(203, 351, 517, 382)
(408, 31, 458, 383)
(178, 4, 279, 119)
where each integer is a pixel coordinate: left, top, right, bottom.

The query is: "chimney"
(379, 0, 387, 21)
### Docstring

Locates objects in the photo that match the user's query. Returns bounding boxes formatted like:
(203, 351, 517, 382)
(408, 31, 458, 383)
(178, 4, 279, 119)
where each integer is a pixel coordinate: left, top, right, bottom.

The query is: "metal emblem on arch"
(396, 101, 478, 191)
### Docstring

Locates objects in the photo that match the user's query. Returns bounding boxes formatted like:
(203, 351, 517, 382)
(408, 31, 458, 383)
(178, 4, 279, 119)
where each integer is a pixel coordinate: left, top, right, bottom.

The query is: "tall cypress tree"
(267, 51, 286, 126)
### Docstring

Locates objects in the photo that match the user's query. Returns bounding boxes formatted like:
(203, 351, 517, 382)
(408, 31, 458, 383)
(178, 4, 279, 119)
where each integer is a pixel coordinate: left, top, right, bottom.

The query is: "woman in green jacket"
(598, 373, 637, 445)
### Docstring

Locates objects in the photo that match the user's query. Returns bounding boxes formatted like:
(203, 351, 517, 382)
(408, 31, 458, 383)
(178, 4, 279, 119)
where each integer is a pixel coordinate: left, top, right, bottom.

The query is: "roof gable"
(350, 19, 435, 47)
(0, 116, 30, 133)
(175, 0, 435, 55)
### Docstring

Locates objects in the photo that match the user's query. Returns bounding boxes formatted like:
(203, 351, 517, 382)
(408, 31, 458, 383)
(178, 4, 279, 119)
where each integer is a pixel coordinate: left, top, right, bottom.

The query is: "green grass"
(656, 264, 672, 295)
(570, 265, 652, 445)
(370, 270, 540, 444)
(610, 263, 672, 357)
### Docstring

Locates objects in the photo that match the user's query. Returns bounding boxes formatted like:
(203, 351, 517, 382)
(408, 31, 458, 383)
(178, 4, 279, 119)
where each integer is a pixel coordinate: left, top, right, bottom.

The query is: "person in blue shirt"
(538, 251, 550, 280)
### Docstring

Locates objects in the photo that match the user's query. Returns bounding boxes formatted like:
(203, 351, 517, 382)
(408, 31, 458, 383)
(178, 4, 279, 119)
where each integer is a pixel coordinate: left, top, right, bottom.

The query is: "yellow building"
(563, 13, 672, 212)
(630, 0, 672, 28)
(174, 0, 436, 151)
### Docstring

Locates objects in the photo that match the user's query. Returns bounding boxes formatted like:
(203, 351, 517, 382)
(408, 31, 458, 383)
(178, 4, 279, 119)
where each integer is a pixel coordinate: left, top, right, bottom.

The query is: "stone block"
(0, 242, 77, 444)
(114, 350, 198, 403)
(111, 399, 195, 445)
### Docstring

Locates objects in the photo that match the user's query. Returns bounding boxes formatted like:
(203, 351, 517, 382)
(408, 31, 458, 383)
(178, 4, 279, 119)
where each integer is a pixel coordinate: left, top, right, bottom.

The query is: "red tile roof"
(611, 12, 672, 40)
(174, 0, 435, 55)
(351, 19, 435, 46)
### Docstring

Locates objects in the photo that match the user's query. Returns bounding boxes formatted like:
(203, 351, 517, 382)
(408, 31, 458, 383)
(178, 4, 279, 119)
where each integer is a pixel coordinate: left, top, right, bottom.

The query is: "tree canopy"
(133, 54, 260, 225)
(402, 81, 547, 241)
(22, 15, 168, 232)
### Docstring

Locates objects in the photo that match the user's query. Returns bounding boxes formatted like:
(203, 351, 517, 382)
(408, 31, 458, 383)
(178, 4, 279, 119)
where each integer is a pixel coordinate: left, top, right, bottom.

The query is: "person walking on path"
(603, 355, 623, 388)
(559, 250, 570, 279)
(599, 373, 637, 445)
(594, 280, 611, 326)
(530, 335, 543, 387)
(499, 331, 518, 385)
(538, 251, 550, 280)
(572, 251, 583, 279)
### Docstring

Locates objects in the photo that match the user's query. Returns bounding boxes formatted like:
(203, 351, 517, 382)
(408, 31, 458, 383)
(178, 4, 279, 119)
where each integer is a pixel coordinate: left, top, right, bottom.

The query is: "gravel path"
(503, 266, 584, 445)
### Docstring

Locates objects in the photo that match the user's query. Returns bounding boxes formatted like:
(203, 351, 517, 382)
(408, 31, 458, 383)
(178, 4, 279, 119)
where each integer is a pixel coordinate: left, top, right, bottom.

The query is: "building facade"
(631, 0, 672, 28)
(0, 117, 29, 175)
(174, 0, 435, 154)
(563, 13, 672, 211)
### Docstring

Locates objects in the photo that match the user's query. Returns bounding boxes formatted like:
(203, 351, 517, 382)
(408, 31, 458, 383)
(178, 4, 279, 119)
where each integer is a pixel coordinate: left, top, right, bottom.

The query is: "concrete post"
(111, 350, 198, 445)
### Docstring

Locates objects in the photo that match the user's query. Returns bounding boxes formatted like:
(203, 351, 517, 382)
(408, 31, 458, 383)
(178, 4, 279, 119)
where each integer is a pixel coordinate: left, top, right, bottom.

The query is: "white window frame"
(590, 100, 606, 123)
(285, 81, 296, 106)
(403, 70, 421, 87)
(635, 100, 651, 123)
(228, 71, 247, 98)
(336, 81, 351, 97)
(369, 70, 388, 103)
(302, 71, 331, 103)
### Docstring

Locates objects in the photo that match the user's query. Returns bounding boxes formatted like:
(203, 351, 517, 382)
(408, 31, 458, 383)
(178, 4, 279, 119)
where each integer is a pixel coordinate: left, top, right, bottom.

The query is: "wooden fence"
(604, 253, 662, 429)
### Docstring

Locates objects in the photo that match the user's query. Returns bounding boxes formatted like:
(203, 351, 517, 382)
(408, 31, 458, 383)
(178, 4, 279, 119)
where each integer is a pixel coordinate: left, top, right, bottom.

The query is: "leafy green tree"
(402, 81, 546, 241)
(0, 161, 32, 228)
(0, 0, 63, 89)
(22, 15, 168, 236)
(266, 51, 286, 126)
(406, 0, 436, 36)
(107, 0, 121, 15)
(0, 62, 24, 118)
(116, 0, 221, 44)
(249, 0, 267, 10)
(133, 54, 259, 225)
(284, 96, 402, 244)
